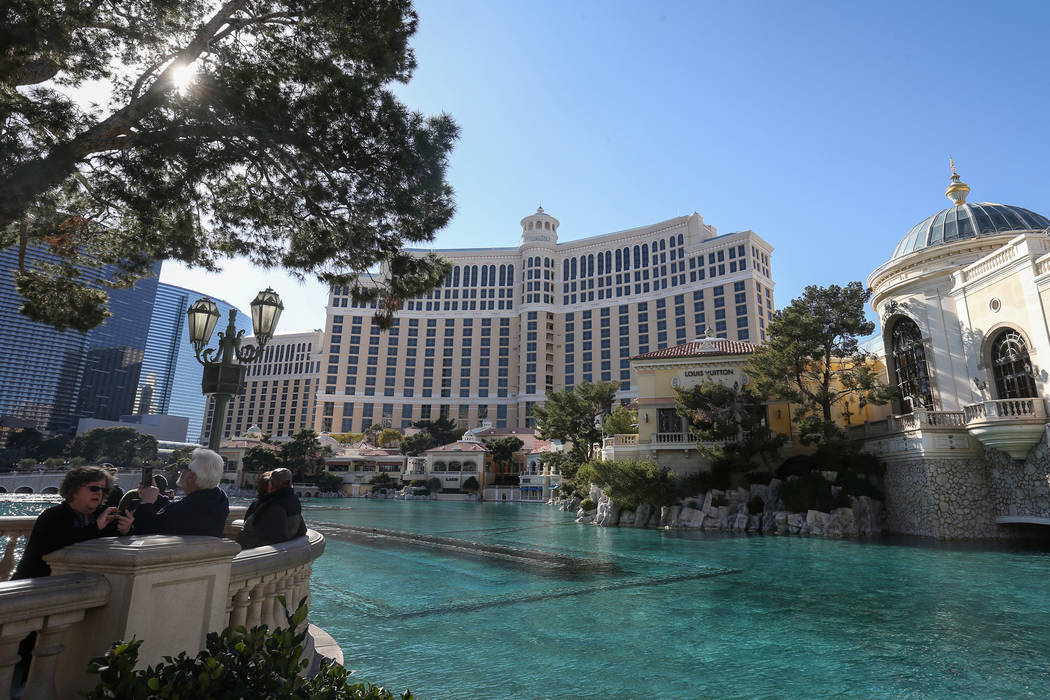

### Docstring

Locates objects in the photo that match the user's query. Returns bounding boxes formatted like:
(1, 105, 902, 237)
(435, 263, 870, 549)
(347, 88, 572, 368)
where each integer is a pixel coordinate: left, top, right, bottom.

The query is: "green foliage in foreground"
(575, 459, 677, 510)
(84, 601, 412, 700)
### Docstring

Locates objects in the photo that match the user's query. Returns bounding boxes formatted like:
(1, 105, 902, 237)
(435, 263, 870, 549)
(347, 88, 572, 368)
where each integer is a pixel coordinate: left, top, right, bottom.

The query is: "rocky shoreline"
(555, 478, 885, 537)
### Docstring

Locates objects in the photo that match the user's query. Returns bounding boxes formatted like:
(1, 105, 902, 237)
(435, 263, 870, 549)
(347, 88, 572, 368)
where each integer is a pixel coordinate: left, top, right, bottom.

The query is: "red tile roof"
(424, 440, 490, 453)
(632, 338, 757, 360)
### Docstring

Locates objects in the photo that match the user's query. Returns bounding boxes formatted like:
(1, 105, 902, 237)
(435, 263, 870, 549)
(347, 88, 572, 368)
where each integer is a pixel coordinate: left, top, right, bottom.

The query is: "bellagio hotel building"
(316, 207, 774, 434)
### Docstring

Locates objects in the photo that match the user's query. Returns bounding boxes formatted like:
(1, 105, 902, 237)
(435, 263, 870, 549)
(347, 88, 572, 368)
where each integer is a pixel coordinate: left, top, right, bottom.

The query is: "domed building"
(864, 163, 1050, 538)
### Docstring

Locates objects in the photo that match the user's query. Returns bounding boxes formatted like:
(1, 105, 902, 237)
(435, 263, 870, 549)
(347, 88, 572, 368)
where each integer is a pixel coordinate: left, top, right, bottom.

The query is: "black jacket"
(133, 487, 229, 538)
(12, 502, 116, 580)
(236, 487, 306, 549)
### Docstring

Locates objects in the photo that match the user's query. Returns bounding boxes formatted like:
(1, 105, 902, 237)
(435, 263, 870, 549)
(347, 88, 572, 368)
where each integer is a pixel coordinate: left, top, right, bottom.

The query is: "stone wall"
(883, 456, 998, 538)
(986, 431, 1050, 520)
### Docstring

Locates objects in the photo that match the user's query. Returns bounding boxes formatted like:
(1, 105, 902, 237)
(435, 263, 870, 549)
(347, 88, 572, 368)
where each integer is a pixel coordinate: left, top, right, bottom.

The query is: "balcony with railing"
(962, 397, 1048, 459)
(0, 506, 336, 699)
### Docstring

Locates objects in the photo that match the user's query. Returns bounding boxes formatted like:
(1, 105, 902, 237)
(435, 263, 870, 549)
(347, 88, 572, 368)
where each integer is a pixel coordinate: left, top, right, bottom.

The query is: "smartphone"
(141, 466, 153, 489)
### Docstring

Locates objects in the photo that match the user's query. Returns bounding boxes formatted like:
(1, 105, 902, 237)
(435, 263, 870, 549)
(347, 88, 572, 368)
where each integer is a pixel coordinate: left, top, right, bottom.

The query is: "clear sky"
(161, 0, 1050, 333)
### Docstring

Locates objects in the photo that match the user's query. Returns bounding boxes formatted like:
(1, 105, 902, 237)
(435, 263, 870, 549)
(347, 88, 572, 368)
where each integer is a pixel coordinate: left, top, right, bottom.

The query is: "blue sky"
(161, 0, 1050, 332)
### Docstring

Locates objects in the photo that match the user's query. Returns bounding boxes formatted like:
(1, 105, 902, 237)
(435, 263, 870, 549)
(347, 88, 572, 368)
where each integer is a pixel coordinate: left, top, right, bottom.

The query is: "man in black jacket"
(117, 448, 229, 538)
(236, 467, 307, 549)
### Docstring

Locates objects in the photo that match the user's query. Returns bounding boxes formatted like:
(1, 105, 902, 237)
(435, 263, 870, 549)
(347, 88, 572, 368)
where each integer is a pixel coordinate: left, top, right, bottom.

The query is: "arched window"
(597, 252, 604, 275)
(991, 329, 1037, 399)
(623, 247, 631, 270)
(633, 245, 640, 268)
(507, 266, 514, 285)
(562, 259, 569, 281)
(605, 251, 611, 273)
(570, 257, 577, 279)
(642, 246, 649, 268)
(615, 248, 622, 271)
(471, 265, 478, 286)
(481, 265, 489, 286)
(891, 317, 933, 411)
(499, 265, 506, 286)
(452, 266, 460, 287)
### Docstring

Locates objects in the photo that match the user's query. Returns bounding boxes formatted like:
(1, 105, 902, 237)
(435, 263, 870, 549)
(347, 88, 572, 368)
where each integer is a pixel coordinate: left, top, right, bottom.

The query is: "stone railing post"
(45, 536, 241, 697)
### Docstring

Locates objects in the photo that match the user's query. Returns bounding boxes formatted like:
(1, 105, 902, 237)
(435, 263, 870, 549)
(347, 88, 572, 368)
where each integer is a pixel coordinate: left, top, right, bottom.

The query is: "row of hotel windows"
(321, 402, 511, 432)
(328, 239, 771, 311)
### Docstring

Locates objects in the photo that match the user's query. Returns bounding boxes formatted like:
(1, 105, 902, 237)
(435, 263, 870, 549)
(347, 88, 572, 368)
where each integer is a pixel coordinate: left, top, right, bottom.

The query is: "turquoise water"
(6, 495, 1049, 698)
(304, 500, 1050, 699)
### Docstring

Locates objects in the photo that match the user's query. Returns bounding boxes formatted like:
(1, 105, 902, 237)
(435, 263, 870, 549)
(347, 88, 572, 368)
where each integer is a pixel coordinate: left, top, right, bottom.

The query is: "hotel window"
(891, 317, 934, 410)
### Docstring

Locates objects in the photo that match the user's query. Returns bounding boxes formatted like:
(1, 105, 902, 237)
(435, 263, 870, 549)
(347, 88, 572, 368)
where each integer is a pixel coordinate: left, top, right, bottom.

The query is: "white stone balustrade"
(963, 398, 1049, 459)
(0, 518, 35, 580)
(0, 511, 329, 699)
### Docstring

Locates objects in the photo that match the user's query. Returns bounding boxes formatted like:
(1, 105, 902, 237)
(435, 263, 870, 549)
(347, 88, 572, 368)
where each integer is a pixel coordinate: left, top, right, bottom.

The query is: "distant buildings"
(316, 207, 775, 434)
(0, 248, 249, 442)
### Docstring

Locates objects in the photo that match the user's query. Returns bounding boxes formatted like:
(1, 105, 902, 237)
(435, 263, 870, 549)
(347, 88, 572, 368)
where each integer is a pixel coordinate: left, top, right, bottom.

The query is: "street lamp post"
(187, 288, 284, 450)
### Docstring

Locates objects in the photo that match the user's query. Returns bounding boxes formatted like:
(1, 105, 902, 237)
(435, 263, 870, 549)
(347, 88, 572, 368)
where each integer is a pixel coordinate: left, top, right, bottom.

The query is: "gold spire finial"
(945, 157, 970, 206)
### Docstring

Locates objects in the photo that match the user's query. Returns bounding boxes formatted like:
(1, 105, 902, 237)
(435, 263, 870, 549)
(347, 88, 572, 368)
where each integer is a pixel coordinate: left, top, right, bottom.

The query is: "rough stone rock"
(820, 470, 838, 483)
(647, 510, 661, 528)
(766, 479, 783, 511)
(729, 501, 742, 516)
(594, 496, 622, 528)
(619, 509, 636, 526)
(588, 484, 603, 503)
(787, 513, 805, 534)
(576, 512, 594, 524)
(660, 505, 681, 527)
(825, 507, 858, 537)
(761, 511, 778, 533)
(749, 483, 769, 503)
(677, 506, 704, 528)
(747, 514, 761, 532)
(635, 503, 653, 528)
(806, 510, 830, 536)
(734, 513, 750, 531)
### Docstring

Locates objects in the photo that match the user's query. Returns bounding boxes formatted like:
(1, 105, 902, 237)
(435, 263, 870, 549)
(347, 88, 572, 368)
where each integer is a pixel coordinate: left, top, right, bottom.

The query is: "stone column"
(45, 535, 241, 697)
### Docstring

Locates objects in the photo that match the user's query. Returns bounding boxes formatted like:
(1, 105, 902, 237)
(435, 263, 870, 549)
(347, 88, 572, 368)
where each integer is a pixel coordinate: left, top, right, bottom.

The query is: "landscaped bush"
(409, 480, 427, 487)
(747, 495, 765, 514)
(835, 470, 884, 500)
(579, 498, 596, 511)
(580, 459, 678, 510)
(775, 455, 817, 479)
(677, 470, 712, 498)
(426, 477, 442, 493)
(461, 476, 479, 492)
(781, 473, 834, 513)
(84, 602, 413, 699)
(711, 494, 730, 508)
(684, 499, 698, 510)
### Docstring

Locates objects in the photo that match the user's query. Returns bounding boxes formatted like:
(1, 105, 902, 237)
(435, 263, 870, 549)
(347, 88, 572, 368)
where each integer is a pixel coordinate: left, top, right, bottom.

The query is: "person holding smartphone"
(116, 448, 229, 538)
(11, 466, 120, 580)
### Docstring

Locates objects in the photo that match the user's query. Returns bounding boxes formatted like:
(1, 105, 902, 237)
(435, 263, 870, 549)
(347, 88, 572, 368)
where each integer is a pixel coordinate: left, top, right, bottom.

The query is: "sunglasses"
(86, 485, 109, 493)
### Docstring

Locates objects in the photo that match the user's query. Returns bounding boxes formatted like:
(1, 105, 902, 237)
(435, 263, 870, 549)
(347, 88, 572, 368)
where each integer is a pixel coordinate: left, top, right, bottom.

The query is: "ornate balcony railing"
(962, 398, 1045, 423)
(0, 508, 330, 699)
(602, 434, 639, 448)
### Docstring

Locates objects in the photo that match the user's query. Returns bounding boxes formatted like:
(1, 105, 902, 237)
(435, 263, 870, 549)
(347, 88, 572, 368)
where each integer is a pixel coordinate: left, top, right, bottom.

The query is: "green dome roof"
(891, 202, 1049, 260)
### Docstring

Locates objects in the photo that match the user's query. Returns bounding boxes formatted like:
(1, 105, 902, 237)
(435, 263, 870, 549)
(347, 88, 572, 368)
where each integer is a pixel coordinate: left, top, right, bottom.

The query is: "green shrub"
(580, 497, 596, 511)
(461, 476, 479, 492)
(745, 471, 774, 485)
(677, 471, 712, 498)
(84, 601, 412, 699)
(747, 496, 765, 514)
(835, 470, 884, 500)
(775, 454, 816, 479)
(410, 480, 427, 487)
(426, 476, 442, 493)
(781, 473, 833, 513)
(711, 495, 730, 508)
(579, 459, 677, 510)
(684, 499, 698, 509)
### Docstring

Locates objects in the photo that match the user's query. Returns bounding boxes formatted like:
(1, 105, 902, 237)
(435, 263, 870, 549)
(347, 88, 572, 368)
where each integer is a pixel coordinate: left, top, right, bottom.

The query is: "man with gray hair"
(118, 448, 230, 538)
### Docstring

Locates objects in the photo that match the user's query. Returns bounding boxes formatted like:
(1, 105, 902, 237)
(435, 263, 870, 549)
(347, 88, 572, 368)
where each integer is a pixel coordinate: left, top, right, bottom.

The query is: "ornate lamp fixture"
(188, 288, 284, 449)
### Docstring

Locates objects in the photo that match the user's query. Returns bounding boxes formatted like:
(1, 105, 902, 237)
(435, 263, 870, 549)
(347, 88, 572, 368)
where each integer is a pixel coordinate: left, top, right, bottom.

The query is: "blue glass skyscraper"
(0, 243, 160, 432)
(136, 283, 250, 443)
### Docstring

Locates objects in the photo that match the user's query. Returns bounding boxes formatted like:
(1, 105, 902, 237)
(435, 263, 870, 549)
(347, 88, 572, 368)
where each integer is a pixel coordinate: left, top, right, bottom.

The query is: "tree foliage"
(602, 406, 637, 436)
(481, 436, 523, 471)
(575, 459, 677, 510)
(278, 429, 330, 478)
(242, 444, 283, 473)
(2, 0, 457, 331)
(399, 431, 434, 456)
(675, 381, 785, 478)
(533, 381, 620, 463)
(66, 426, 157, 468)
(411, 416, 463, 446)
(745, 282, 894, 444)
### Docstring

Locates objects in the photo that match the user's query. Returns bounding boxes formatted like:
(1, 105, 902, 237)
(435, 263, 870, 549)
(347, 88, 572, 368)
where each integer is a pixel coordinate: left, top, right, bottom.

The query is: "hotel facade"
(315, 207, 775, 434)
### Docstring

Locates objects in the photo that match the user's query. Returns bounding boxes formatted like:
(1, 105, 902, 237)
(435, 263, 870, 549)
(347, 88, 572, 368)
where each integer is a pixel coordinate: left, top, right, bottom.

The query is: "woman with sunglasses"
(11, 465, 121, 580)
